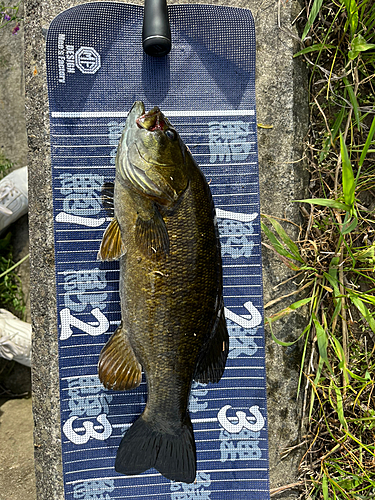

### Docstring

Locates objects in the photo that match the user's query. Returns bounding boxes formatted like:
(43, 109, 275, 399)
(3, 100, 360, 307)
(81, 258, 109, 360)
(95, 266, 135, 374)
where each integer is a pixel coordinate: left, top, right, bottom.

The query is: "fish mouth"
(121, 102, 180, 205)
(136, 106, 168, 132)
(128, 101, 146, 122)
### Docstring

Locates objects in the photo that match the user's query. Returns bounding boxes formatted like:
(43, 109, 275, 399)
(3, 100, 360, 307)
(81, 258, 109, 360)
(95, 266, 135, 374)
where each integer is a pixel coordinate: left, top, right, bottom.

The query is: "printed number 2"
(60, 307, 109, 340)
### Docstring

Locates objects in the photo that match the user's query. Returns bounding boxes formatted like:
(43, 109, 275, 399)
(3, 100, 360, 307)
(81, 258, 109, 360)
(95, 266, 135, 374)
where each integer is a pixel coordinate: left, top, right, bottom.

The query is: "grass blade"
(263, 216, 304, 263)
(294, 43, 336, 58)
(302, 0, 324, 40)
(349, 293, 375, 334)
(340, 0, 359, 36)
(349, 34, 375, 59)
(320, 106, 346, 162)
(340, 133, 355, 209)
(359, 115, 375, 167)
(294, 198, 351, 211)
(323, 472, 329, 500)
(261, 221, 299, 261)
(332, 381, 348, 429)
(313, 313, 333, 373)
(331, 334, 350, 385)
(268, 320, 309, 347)
(341, 213, 358, 234)
(297, 323, 312, 397)
(266, 297, 313, 324)
(343, 77, 361, 130)
(309, 358, 323, 418)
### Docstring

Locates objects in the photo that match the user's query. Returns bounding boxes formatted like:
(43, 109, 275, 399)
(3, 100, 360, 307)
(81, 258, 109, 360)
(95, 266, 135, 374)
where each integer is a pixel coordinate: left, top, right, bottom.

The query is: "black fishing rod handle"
(142, 0, 171, 57)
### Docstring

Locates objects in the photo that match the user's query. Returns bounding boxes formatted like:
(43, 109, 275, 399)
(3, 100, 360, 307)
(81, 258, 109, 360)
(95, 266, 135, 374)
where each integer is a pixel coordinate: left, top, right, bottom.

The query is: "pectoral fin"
(194, 307, 229, 384)
(97, 218, 126, 261)
(98, 324, 142, 390)
(135, 206, 169, 259)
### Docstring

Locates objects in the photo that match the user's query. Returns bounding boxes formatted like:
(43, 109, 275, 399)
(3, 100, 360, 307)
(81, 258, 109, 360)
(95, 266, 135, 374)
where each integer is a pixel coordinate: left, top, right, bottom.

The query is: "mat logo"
(62, 268, 108, 313)
(170, 471, 211, 499)
(67, 376, 113, 419)
(227, 319, 258, 358)
(218, 405, 264, 462)
(216, 208, 257, 260)
(189, 381, 208, 413)
(73, 479, 114, 500)
(55, 173, 106, 227)
(108, 121, 126, 164)
(208, 121, 254, 163)
(219, 427, 262, 462)
(63, 376, 113, 445)
(57, 33, 75, 83)
(75, 46, 101, 74)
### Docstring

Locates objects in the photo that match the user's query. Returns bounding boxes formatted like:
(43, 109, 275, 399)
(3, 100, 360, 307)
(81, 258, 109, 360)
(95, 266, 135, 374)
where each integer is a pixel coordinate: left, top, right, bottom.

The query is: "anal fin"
(98, 324, 142, 390)
(194, 307, 229, 384)
(97, 218, 126, 261)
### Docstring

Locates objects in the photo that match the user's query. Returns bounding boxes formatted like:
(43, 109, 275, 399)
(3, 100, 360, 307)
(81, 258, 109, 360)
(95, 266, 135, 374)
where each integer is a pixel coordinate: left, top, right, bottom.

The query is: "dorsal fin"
(194, 307, 229, 384)
(101, 181, 114, 217)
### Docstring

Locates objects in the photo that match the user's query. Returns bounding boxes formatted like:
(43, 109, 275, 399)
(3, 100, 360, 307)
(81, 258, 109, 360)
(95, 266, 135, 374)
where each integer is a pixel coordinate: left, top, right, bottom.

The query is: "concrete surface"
(0, 398, 36, 500)
(0, 0, 309, 498)
(0, 2, 28, 169)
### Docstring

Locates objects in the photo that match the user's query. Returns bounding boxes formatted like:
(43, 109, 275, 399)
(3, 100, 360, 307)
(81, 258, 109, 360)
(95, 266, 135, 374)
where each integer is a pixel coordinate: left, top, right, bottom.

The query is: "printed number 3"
(62, 414, 112, 444)
(218, 405, 265, 433)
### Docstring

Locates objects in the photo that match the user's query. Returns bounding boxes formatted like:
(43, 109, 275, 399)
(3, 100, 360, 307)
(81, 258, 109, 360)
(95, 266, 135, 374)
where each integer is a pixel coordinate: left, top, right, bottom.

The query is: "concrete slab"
(0, 398, 36, 500)
(0, 1, 28, 169)
(23, 0, 309, 498)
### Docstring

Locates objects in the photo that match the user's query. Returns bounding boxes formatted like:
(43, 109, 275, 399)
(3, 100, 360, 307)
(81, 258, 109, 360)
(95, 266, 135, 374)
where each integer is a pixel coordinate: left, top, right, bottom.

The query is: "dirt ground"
(0, 397, 36, 500)
(0, 212, 35, 500)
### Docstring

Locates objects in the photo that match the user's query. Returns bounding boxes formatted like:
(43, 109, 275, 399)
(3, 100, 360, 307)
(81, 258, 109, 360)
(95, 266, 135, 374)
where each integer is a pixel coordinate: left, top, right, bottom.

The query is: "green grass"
(263, 0, 375, 497)
(0, 153, 26, 318)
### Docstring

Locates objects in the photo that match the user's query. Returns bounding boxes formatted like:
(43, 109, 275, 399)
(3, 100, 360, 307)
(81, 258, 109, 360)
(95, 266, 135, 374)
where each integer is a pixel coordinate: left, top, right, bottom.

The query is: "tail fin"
(115, 414, 196, 483)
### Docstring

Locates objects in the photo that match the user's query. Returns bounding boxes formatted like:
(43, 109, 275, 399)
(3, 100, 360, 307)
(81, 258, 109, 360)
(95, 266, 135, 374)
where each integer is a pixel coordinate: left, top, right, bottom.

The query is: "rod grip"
(142, 0, 171, 57)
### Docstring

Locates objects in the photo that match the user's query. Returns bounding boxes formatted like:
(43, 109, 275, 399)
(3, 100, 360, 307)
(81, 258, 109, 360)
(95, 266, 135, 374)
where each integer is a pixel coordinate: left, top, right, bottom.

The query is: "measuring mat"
(46, 3, 270, 499)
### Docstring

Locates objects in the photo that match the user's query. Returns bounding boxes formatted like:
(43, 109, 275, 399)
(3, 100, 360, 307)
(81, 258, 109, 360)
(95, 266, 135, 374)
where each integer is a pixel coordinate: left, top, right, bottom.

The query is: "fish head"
(117, 101, 188, 207)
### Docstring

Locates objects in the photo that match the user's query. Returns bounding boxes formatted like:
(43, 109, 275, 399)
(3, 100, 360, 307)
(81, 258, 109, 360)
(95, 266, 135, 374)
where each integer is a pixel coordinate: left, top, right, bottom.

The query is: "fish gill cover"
(46, 3, 270, 499)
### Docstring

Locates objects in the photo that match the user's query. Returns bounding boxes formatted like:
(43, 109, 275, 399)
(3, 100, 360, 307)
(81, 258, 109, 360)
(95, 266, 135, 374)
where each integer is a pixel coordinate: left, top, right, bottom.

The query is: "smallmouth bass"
(98, 101, 229, 483)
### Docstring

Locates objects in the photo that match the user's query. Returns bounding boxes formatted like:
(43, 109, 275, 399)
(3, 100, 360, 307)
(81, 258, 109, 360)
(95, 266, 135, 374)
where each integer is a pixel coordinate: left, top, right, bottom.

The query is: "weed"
(0, 153, 25, 318)
(0, 1, 22, 34)
(0, 232, 25, 318)
(0, 151, 12, 178)
(263, 0, 375, 497)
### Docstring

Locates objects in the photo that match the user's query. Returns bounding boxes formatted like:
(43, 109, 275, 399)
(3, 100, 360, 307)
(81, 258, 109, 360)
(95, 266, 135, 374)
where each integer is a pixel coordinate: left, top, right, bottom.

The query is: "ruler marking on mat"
(51, 109, 256, 119)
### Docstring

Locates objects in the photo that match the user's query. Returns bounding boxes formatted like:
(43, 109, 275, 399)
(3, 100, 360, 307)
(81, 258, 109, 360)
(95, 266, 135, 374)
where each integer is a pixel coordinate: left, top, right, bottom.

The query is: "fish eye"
(165, 129, 177, 141)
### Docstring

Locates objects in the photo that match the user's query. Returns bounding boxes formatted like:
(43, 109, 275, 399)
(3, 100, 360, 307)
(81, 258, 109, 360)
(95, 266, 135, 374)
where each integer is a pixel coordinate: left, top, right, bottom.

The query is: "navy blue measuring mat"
(46, 3, 270, 499)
